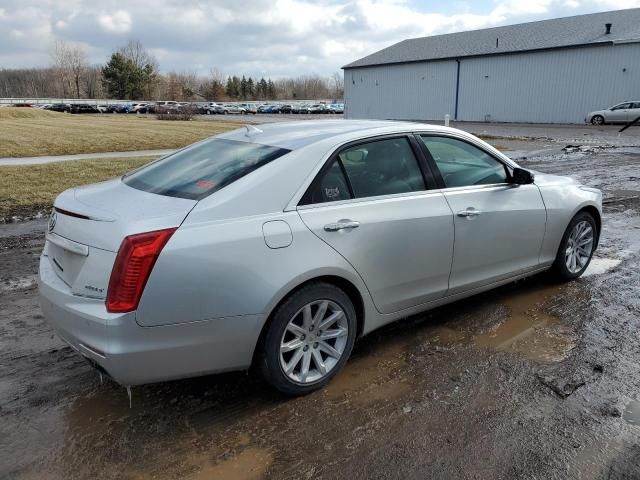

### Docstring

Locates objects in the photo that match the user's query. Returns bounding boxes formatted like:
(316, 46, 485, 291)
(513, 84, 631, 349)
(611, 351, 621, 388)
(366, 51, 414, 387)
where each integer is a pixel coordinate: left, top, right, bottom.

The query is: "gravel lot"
(1, 125, 640, 479)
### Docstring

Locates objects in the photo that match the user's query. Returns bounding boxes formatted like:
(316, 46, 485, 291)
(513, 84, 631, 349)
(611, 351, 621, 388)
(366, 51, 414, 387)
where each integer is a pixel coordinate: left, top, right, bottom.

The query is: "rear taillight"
(106, 228, 177, 313)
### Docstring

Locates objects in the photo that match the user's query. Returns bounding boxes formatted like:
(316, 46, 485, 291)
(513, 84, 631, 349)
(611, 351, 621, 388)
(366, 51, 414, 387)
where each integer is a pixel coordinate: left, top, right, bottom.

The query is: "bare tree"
(50, 40, 71, 97)
(49, 40, 88, 98)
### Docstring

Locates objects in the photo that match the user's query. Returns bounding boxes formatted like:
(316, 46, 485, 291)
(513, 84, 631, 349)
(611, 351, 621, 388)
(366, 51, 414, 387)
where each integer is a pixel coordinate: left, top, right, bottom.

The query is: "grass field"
(0, 108, 242, 158)
(0, 156, 157, 219)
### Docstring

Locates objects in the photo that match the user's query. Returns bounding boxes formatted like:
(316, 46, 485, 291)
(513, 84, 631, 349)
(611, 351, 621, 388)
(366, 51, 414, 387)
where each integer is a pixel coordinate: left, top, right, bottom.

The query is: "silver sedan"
(39, 120, 602, 395)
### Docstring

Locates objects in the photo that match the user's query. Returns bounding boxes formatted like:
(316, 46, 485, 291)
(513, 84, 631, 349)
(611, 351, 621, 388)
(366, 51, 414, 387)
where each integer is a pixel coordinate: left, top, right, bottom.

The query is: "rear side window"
(301, 137, 426, 205)
(338, 138, 425, 198)
(123, 138, 290, 200)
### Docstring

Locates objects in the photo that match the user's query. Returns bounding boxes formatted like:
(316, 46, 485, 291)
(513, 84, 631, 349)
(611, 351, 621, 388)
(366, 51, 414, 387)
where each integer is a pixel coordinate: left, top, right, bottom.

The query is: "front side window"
(124, 138, 290, 200)
(302, 137, 426, 204)
(419, 136, 508, 188)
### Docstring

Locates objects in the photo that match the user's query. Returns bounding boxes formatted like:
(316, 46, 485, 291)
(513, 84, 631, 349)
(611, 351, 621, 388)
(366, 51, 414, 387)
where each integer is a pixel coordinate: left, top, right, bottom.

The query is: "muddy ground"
(1, 137, 640, 479)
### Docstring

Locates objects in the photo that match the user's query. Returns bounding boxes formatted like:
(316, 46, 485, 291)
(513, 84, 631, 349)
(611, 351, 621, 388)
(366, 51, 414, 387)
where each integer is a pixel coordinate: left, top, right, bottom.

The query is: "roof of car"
(344, 8, 640, 69)
(216, 119, 447, 150)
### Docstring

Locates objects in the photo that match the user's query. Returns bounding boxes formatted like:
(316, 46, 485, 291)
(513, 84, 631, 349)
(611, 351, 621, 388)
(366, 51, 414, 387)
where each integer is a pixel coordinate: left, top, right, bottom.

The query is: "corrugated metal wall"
(345, 43, 640, 123)
(344, 60, 457, 121)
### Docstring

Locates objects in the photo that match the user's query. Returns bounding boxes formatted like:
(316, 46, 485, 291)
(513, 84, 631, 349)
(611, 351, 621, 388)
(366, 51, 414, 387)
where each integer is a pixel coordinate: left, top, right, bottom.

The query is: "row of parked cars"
(34, 101, 344, 115)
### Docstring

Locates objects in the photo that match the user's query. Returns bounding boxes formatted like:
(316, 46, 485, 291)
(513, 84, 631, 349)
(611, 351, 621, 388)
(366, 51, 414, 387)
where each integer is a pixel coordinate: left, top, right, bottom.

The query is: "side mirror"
(511, 167, 534, 185)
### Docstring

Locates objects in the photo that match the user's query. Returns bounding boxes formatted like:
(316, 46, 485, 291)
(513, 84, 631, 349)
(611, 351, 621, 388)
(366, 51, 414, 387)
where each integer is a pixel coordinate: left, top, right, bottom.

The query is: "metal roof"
(343, 8, 640, 69)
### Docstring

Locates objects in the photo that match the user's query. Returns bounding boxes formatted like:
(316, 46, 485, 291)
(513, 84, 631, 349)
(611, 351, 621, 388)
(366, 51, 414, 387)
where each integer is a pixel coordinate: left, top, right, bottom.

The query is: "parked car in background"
(155, 101, 179, 114)
(222, 104, 246, 114)
(279, 104, 293, 114)
(587, 101, 640, 125)
(111, 104, 133, 114)
(265, 105, 282, 113)
(96, 105, 110, 113)
(211, 104, 227, 115)
(45, 103, 72, 113)
(293, 104, 311, 114)
(239, 103, 258, 114)
(131, 103, 148, 113)
(39, 120, 602, 396)
(308, 104, 328, 114)
(69, 104, 99, 114)
(328, 103, 344, 114)
(142, 103, 159, 114)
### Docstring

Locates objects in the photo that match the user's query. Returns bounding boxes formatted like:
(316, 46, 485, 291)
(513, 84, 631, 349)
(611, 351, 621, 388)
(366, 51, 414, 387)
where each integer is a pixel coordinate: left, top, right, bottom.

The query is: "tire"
(553, 211, 597, 280)
(591, 115, 605, 126)
(259, 282, 357, 395)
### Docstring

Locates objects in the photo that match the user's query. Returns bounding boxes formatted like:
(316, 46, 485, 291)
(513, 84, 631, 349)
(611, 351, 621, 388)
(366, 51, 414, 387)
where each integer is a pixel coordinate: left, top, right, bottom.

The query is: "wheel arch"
(576, 205, 602, 248)
(250, 274, 366, 368)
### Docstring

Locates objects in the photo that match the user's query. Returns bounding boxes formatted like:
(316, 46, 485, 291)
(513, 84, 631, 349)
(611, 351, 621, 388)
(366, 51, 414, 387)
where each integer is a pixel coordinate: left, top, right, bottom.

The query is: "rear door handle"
(457, 208, 482, 218)
(324, 220, 360, 232)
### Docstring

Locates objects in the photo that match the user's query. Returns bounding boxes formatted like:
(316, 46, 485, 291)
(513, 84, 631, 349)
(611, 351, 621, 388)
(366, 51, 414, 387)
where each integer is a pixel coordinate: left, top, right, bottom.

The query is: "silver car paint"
(38, 120, 602, 386)
(587, 101, 640, 124)
(298, 191, 454, 313)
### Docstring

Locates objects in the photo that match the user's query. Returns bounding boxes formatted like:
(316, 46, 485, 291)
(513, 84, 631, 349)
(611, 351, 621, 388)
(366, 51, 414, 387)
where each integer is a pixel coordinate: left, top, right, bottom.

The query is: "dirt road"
(1, 145, 640, 479)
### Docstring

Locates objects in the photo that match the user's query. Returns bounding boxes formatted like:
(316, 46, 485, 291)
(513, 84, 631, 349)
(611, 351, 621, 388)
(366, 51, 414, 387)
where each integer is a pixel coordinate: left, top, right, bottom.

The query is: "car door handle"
(457, 209, 482, 218)
(324, 220, 360, 232)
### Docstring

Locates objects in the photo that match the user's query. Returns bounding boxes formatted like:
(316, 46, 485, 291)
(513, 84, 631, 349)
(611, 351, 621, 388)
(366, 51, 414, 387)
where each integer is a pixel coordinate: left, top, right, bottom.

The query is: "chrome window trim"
(296, 188, 446, 211)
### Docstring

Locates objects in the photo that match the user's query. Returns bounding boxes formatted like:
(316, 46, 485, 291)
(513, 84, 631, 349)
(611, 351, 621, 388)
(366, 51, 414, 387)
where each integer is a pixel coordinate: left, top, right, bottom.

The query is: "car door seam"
(295, 210, 381, 314)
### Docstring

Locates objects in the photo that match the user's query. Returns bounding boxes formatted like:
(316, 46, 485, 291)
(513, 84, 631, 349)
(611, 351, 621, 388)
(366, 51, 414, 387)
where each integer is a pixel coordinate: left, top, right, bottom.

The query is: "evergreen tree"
(246, 77, 255, 99)
(225, 77, 234, 98)
(267, 79, 276, 100)
(258, 77, 268, 99)
(240, 75, 247, 100)
(102, 53, 137, 99)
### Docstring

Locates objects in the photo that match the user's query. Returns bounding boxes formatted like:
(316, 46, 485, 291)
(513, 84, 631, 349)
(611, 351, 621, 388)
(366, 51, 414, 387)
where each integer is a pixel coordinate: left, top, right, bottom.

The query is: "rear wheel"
(591, 115, 605, 125)
(259, 283, 356, 395)
(553, 212, 597, 280)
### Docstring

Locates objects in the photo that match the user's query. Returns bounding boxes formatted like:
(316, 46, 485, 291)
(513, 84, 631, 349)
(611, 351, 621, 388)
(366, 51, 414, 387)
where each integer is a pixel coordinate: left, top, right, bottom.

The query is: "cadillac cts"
(39, 120, 602, 395)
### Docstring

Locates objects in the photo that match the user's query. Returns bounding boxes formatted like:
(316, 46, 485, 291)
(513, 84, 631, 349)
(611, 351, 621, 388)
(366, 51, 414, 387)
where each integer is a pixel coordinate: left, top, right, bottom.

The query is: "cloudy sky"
(0, 0, 638, 78)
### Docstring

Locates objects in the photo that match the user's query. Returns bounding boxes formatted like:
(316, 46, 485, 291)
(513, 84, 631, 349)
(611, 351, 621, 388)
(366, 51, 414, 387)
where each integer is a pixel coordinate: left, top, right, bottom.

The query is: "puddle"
(623, 400, 640, 426)
(582, 258, 622, 277)
(324, 337, 407, 400)
(474, 283, 576, 362)
(189, 448, 272, 480)
(428, 326, 467, 345)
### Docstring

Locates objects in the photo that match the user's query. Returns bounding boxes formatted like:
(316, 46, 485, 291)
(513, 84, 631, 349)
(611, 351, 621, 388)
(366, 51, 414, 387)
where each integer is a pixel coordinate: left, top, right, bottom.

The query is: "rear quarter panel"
(136, 211, 371, 327)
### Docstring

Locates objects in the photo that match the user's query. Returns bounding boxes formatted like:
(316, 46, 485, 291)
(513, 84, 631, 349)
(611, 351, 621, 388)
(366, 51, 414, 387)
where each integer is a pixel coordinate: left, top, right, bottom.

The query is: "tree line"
(0, 40, 344, 102)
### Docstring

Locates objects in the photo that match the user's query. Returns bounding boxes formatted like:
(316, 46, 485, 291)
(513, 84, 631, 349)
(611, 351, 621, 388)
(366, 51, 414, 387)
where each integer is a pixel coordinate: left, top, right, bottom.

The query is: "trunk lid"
(45, 178, 196, 299)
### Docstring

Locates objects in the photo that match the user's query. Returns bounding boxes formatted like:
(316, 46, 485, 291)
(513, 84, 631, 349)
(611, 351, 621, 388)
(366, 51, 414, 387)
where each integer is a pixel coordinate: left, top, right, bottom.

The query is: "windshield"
(123, 138, 290, 200)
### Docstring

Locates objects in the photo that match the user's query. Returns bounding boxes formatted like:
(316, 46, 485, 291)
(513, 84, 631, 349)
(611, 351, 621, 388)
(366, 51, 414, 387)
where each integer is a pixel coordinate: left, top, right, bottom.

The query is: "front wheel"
(591, 115, 605, 126)
(259, 283, 357, 395)
(553, 212, 597, 280)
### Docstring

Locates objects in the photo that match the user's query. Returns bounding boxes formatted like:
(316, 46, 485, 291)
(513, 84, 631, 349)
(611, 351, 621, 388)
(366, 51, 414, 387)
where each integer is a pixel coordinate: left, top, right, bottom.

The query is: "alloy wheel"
(565, 220, 594, 273)
(279, 299, 349, 384)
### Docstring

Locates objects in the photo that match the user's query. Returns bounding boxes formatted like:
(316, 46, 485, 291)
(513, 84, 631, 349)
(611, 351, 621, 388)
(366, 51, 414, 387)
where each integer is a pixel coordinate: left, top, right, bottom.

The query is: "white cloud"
(98, 10, 132, 34)
(0, 0, 636, 76)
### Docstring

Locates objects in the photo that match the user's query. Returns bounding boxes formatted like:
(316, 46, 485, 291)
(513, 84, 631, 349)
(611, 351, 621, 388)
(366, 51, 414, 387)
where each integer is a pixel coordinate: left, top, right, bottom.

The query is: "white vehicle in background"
(223, 104, 246, 114)
(587, 101, 640, 125)
(131, 103, 148, 113)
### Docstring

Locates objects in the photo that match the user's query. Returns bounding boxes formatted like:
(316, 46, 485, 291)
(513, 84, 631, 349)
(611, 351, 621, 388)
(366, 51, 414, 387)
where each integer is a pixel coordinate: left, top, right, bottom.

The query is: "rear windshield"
(123, 138, 290, 200)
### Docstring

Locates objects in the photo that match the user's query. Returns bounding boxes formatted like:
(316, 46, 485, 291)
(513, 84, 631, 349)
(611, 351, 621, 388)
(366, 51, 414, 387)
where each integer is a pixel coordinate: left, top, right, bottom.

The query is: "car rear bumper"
(38, 255, 262, 386)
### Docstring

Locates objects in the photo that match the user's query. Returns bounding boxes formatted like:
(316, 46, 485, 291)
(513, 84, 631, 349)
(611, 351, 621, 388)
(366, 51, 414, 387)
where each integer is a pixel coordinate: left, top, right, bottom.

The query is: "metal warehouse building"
(343, 9, 640, 124)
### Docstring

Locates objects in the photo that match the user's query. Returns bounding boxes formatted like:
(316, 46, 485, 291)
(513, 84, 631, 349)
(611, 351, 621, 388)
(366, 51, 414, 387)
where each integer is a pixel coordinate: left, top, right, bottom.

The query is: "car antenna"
(244, 124, 263, 137)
